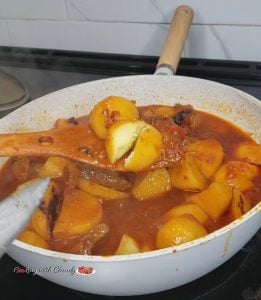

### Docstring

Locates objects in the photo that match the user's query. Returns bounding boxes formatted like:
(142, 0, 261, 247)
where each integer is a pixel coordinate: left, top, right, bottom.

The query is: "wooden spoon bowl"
(0, 122, 183, 171)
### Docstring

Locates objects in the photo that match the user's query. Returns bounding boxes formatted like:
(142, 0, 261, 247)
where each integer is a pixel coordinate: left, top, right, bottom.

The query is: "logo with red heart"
(76, 266, 95, 275)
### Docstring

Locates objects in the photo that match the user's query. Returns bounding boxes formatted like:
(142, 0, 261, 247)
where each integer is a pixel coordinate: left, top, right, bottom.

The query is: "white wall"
(0, 0, 261, 61)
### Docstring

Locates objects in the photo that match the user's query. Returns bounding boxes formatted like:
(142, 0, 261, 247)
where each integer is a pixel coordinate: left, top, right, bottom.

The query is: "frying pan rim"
(1, 74, 261, 124)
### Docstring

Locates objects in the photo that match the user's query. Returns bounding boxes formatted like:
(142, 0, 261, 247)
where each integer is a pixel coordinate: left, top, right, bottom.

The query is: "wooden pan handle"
(156, 5, 194, 75)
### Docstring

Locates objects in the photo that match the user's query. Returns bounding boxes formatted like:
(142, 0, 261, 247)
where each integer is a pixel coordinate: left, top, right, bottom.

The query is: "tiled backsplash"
(0, 0, 261, 61)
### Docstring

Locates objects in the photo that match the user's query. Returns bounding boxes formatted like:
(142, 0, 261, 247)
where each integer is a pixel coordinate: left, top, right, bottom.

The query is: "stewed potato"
(235, 143, 261, 165)
(124, 124, 163, 172)
(169, 153, 208, 191)
(115, 234, 141, 255)
(214, 161, 258, 191)
(19, 231, 49, 249)
(39, 156, 69, 177)
(188, 182, 232, 220)
(131, 168, 171, 200)
(53, 189, 103, 239)
(105, 119, 163, 171)
(185, 139, 224, 178)
(162, 203, 209, 224)
(77, 177, 129, 200)
(156, 215, 207, 249)
(89, 96, 140, 139)
(229, 188, 251, 219)
(105, 120, 147, 164)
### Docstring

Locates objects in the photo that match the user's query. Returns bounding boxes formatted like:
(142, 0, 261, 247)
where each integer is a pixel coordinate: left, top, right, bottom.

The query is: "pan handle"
(155, 5, 194, 76)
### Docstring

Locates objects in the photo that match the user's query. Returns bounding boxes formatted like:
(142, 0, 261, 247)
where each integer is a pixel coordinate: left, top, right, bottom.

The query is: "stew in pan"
(0, 96, 260, 255)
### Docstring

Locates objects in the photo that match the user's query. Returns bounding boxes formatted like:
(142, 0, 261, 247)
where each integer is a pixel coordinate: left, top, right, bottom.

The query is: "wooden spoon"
(0, 123, 182, 171)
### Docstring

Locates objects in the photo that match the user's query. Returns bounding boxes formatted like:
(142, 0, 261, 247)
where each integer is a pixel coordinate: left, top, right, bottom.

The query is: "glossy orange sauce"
(0, 109, 260, 255)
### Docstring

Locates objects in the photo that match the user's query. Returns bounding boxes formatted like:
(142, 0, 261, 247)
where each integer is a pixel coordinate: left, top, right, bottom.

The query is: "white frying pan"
(1, 6, 260, 296)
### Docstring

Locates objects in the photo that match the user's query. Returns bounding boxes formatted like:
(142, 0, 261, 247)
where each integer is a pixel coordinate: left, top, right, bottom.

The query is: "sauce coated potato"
(77, 177, 129, 200)
(185, 139, 224, 178)
(235, 143, 261, 165)
(229, 188, 251, 219)
(169, 153, 208, 191)
(89, 96, 140, 139)
(115, 234, 141, 255)
(214, 161, 258, 192)
(156, 215, 207, 249)
(188, 182, 232, 220)
(131, 168, 171, 200)
(53, 189, 103, 239)
(39, 156, 68, 177)
(19, 231, 49, 249)
(163, 203, 209, 224)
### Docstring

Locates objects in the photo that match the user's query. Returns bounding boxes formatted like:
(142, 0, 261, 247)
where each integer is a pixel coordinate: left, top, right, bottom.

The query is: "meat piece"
(47, 188, 63, 234)
(139, 104, 193, 121)
(174, 109, 193, 126)
(70, 223, 110, 255)
(172, 105, 201, 135)
(77, 163, 132, 191)
(139, 104, 200, 136)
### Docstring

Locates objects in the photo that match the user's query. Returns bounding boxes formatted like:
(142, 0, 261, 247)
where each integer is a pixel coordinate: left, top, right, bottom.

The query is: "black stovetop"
(0, 47, 260, 300)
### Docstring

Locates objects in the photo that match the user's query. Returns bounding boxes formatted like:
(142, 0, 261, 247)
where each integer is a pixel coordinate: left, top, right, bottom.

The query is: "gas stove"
(0, 47, 260, 300)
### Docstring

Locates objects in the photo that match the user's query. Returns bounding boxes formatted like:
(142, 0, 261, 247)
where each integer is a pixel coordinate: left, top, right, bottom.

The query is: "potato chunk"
(229, 188, 251, 219)
(39, 156, 68, 177)
(163, 203, 209, 224)
(188, 182, 232, 220)
(31, 181, 59, 240)
(131, 168, 171, 200)
(89, 96, 140, 139)
(235, 143, 261, 165)
(124, 123, 163, 172)
(105, 120, 147, 164)
(214, 161, 258, 191)
(18, 231, 49, 249)
(53, 189, 103, 239)
(185, 139, 224, 178)
(105, 119, 163, 170)
(115, 234, 141, 255)
(169, 153, 208, 191)
(77, 177, 129, 200)
(156, 216, 207, 249)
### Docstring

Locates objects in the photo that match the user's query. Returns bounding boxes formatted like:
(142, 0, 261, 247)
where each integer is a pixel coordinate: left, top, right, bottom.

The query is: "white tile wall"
(1, 0, 261, 61)
(0, 20, 10, 45)
(185, 25, 261, 61)
(0, 0, 67, 20)
(66, 0, 261, 25)
(7, 20, 169, 55)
